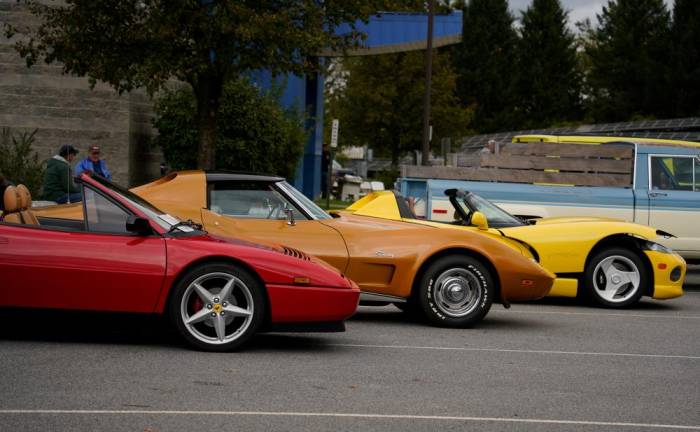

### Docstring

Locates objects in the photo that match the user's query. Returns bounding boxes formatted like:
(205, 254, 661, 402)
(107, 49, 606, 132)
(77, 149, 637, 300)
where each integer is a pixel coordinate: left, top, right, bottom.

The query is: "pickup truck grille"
(282, 246, 311, 261)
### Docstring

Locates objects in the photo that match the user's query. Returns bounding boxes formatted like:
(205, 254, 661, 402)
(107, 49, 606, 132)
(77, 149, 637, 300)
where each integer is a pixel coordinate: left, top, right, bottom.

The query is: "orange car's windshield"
(278, 182, 332, 220)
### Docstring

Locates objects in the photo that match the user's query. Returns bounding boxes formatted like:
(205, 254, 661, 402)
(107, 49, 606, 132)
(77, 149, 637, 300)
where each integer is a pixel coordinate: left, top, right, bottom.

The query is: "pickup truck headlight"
(644, 241, 674, 254)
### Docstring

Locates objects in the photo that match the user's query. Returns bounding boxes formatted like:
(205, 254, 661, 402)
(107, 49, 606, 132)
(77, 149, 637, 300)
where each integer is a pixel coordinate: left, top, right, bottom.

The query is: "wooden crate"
(404, 142, 634, 187)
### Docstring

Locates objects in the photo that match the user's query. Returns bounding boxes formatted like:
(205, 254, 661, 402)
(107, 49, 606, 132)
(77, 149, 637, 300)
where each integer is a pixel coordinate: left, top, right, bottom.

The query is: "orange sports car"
(36, 171, 555, 327)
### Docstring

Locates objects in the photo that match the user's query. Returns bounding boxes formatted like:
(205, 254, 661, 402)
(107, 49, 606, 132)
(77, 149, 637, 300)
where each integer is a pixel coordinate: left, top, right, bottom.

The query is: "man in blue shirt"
(75, 145, 111, 181)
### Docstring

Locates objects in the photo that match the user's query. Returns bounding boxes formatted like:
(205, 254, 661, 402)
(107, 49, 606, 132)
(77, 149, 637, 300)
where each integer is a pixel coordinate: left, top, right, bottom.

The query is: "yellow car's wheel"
(584, 248, 648, 308)
(417, 255, 494, 327)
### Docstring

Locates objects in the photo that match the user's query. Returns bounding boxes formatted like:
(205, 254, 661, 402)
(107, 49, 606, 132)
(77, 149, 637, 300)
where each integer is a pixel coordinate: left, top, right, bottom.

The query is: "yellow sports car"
(344, 188, 686, 308)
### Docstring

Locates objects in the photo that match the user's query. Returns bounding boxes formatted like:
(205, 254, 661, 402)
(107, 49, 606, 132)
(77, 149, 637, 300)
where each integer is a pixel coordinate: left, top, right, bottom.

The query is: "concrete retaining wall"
(0, 0, 162, 187)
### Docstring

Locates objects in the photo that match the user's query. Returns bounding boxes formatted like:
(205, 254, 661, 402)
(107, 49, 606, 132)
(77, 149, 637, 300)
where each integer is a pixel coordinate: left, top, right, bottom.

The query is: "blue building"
(251, 11, 463, 198)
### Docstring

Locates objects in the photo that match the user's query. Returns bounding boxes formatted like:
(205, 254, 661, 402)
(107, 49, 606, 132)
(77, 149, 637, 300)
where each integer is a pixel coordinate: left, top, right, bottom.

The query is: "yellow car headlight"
(644, 241, 674, 254)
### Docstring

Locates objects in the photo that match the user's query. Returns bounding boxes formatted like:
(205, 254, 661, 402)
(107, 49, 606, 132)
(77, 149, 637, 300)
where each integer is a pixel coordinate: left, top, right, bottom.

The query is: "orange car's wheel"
(417, 255, 493, 327)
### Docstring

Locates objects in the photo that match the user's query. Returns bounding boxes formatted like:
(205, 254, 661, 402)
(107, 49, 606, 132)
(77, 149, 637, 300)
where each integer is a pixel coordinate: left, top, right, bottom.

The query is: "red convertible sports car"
(0, 173, 360, 351)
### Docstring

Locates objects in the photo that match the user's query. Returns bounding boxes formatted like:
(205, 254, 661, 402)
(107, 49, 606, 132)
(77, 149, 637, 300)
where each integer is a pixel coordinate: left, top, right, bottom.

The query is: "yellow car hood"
(500, 220, 660, 246)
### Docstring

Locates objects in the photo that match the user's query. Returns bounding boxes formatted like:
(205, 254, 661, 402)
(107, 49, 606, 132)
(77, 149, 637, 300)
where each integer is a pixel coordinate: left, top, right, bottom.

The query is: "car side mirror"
(283, 204, 296, 226)
(126, 215, 153, 235)
(471, 211, 489, 230)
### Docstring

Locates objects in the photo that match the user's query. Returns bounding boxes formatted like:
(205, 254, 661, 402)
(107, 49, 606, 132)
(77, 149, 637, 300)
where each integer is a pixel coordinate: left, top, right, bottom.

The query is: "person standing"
(75, 145, 111, 180)
(41, 144, 81, 204)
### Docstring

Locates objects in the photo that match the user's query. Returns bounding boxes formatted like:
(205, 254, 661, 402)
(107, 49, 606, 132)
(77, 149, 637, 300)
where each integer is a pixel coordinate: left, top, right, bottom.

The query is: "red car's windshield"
(87, 174, 180, 231)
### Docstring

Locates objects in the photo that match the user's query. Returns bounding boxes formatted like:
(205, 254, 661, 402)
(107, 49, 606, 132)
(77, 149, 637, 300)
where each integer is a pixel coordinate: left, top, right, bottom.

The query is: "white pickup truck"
(399, 135, 700, 262)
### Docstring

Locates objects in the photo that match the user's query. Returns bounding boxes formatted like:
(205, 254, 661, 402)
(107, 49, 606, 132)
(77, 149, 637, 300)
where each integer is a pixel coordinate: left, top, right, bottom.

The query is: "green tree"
(516, 0, 582, 128)
(154, 77, 306, 180)
(7, 0, 402, 169)
(452, 0, 520, 132)
(0, 128, 44, 197)
(326, 50, 472, 165)
(670, 0, 700, 117)
(586, 0, 672, 121)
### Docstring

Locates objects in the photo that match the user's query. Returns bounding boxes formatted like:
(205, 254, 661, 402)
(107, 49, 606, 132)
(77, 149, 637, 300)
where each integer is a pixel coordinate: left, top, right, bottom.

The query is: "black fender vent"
(282, 246, 311, 261)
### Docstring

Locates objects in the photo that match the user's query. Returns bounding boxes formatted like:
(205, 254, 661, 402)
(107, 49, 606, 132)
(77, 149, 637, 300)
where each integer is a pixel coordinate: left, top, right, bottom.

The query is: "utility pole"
(421, 0, 435, 166)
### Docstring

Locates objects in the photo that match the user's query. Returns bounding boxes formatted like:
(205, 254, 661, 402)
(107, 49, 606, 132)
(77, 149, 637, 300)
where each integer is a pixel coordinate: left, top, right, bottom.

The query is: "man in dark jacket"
(41, 145, 81, 203)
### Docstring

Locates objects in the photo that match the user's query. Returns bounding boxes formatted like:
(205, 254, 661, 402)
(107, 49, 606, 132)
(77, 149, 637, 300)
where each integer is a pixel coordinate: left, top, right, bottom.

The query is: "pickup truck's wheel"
(169, 263, 265, 352)
(417, 255, 493, 327)
(584, 248, 648, 308)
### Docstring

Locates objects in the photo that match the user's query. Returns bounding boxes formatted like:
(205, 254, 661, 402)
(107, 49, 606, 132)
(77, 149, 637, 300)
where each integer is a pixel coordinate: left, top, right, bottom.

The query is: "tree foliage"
(154, 77, 306, 180)
(450, 0, 700, 132)
(585, 0, 672, 121)
(326, 50, 472, 165)
(670, 0, 700, 117)
(452, 0, 519, 133)
(0, 128, 44, 197)
(8, 0, 405, 169)
(516, 0, 582, 128)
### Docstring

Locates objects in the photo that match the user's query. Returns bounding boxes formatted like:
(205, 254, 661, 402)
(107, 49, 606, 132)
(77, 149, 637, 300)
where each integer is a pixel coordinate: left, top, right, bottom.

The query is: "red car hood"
(183, 232, 346, 280)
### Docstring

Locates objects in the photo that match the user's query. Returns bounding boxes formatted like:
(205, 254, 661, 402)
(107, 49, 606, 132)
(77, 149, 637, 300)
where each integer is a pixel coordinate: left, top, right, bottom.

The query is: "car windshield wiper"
(168, 219, 203, 233)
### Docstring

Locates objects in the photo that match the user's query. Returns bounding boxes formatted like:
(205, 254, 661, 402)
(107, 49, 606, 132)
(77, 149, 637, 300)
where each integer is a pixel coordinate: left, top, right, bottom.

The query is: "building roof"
(323, 11, 463, 56)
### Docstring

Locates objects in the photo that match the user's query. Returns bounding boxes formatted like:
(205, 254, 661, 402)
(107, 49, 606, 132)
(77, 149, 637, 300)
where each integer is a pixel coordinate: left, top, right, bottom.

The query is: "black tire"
(168, 262, 266, 352)
(583, 248, 648, 308)
(416, 255, 494, 327)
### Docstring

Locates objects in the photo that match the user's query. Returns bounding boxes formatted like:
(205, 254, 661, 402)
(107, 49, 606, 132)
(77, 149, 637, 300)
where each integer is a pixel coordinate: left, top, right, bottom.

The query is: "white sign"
(331, 119, 339, 148)
(341, 146, 364, 160)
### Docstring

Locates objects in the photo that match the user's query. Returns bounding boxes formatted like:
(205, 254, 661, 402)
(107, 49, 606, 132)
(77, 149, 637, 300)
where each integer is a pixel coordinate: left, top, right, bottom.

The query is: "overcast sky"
(508, 0, 674, 27)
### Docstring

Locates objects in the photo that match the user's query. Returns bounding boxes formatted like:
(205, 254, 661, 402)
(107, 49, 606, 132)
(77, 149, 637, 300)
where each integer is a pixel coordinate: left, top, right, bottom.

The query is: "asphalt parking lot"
(1, 276, 698, 432)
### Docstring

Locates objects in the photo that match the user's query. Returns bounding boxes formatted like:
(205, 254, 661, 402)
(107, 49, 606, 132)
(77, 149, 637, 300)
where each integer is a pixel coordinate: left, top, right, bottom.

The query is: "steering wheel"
(451, 209, 468, 225)
(266, 203, 281, 219)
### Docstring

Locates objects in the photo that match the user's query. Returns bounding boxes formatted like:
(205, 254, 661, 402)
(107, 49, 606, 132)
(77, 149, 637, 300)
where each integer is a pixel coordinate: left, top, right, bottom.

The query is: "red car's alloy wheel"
(170, 263, 266, 351)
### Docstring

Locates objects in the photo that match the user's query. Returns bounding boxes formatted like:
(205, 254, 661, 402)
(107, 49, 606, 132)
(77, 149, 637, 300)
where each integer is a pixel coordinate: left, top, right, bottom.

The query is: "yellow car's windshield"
(451, 191, 524, 228)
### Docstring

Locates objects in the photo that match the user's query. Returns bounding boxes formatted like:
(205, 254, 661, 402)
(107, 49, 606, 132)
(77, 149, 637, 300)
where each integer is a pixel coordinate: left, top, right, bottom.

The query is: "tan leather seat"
(16, 184, 39, 225)
(2, 186, 22, 224)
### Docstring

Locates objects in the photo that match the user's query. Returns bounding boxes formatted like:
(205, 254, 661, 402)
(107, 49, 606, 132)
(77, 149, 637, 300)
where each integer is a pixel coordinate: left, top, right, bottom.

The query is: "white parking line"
(0, 410, 697, 430)
(490, 309, 700, 320)
(328, 344, 700, 360)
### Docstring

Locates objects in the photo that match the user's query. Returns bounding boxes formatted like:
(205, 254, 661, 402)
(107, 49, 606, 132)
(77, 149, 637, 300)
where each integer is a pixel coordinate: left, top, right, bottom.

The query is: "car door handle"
(649, 192, 668, 197)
